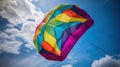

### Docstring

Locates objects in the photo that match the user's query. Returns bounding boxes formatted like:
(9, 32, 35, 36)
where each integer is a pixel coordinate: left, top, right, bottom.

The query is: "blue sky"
(0, 0, 120, 67)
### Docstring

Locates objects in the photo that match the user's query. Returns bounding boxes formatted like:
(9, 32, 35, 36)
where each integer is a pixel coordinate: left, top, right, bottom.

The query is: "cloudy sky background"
(0, 0, 120, 67)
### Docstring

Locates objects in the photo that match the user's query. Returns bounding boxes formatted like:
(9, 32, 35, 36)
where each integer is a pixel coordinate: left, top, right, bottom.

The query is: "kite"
(33, 4, 94, 61)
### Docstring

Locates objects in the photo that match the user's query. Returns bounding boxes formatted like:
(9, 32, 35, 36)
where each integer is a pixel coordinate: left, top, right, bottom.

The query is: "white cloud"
(0, 0, 44, 25)
(92, 55, 120, 67)
(0, 0, 44, 54)
(0, 40, 22, 54)
(21, 22, 37, 49)
(61, 64, 72, 67)
(0, 29, 22, 54)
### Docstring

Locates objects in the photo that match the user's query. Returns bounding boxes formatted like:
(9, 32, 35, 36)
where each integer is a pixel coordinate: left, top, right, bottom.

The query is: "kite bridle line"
(83, 36, 112, 56)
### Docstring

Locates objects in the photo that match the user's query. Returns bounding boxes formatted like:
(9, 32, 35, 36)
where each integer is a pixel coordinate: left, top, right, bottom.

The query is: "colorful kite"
(33, 4, 94, 61)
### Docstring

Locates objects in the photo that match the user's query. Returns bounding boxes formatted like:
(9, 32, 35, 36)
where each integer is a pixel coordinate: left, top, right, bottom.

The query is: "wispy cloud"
(61, 64, 72, 67)
(13, 54, 57, 67)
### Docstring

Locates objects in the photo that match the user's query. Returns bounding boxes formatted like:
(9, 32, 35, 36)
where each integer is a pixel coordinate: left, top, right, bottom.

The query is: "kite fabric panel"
(33, 4, 94, 61)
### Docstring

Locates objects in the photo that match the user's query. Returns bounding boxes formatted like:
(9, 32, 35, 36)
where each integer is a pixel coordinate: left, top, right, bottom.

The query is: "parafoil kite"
(33, 4, 94, 61)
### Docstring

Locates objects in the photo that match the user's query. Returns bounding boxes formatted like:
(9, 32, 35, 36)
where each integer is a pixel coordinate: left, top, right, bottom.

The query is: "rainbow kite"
(33, 4, 94, 61)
